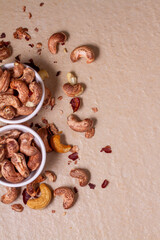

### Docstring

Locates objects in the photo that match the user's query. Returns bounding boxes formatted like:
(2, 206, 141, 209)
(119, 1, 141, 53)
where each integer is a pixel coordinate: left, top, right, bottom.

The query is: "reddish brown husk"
(0, 33, 6, 38)
(88, 183, 96, 189)
(100, 145, 112, 153)
(40, 2, 44, 6)
(73, 187, 78, 193)
(70, 97, 80, 112)
(56, 71, 61, 76)
(68, 152, 78, 161)
(22, 188, 31, 204)
(15, 54, 21, 61)
(101, 179, 109, 188)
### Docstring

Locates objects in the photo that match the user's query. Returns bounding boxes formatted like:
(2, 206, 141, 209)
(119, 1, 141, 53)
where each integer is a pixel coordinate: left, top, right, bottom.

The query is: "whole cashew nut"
(50, 134, 72, 153)
(0, 41, 12, 61)
(67, 114, 93, 132)
(0, 145, 6, 161)
(1, 187, 19, 204)
(27, 183, 52, 210)
(0, 130, 21, 142)
(25, 81, 42, 106)
(70, 45, 95, 64)
(28, 150, 42, 171)
(54, 187, 75, 209)
(48, 32, 67, 54)
(1, 160, 25, 183)
(26, 174, 46, 197)
(70, 168, 89, 187)
(0, 70, 10, 92)
(0, 94, 21, 110)
(63, 83, 83, 97)
(6, 138, 19, 158)
(45, 170, 57, 182)
(37, 127, 52, 153)
(43, 87, 52, 107)
(11, 153, 30, 178)
(10, 79, 29, 104)
(19, 132, 38, 156)
(19, 67, 35, 84)
(16, 105, 36, 116)
(0, 106, 16, 120)
(13, 62, 24, 78)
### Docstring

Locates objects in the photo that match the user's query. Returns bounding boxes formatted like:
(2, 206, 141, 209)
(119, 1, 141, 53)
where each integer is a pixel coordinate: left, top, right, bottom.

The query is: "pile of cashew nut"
(0, 129, 42, 183)
(0, 62, 42, 119)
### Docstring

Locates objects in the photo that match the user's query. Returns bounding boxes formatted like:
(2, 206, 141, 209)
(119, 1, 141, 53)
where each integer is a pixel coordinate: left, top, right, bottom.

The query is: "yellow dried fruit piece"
(27, 183, 52, 210)
(50, 134, 71, 153)
(38, 69, 49, 80)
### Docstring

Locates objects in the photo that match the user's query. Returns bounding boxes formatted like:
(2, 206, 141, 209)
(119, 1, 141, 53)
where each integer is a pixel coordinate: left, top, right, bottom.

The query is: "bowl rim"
(0, 63, 45, 124)
(0, 124, 46, 187)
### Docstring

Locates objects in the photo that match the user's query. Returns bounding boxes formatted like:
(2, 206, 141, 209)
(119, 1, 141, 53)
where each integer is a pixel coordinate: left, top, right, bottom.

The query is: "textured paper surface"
(0, 0, 160, 239)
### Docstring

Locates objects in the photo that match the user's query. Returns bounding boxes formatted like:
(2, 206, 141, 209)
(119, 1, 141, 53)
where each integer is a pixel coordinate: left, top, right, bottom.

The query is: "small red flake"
(28, 43, 34, 48)
(15, 54, 21, 61)
(92, 107, 98, 113)
(25, 36, 30, 41)
(88, 183, 96, 189)
(23, 6, 26, 12)
(61, 42, 65, 46)
(100, 145, 112, 153)
(56, 71, 61, 76)
(73, 187, 78, 193)
(35, 123, 41, 129)
(70, 97, 80, 113)
(0, 33, 6, 38)
(40, 2, 44, 6)
(34, 27, 39, 32)
(68, 152, 78, 161)
(101, 179, 109, 188)
(22, 188, 31, 204)
(52, 210, 56, 213)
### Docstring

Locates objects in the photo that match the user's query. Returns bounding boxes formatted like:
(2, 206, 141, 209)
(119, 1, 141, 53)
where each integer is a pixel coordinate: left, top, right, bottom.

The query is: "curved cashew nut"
(70, 168, 89, 187)
(48, 32, 67, 54)
(45, 170, 57, 182)
(16, 105, 36, 116)
(0, 106, 16, 120)
(19, 67, 35, 84)
(10, 79, 29, 104)
(28, 150, 42, 171)
(27, 183, 52, 210)
(1, 187, 19, 204)
(5, 88, 14, 95)
(6, 138, 19, 158)
(0, 130, 21, 141)
(0, 94, 21, 110)
(50, 134, 71, 153)
(0, 145, 6, 161)
(70, 45, 95, 64)
(19, 132, 38, 156)
(1, 160, 25, 183)
(26, 174, 46, 197)
(0, 70, 10, 92)
(54, 187, 75, 209)
(11, 153, 30, 178)
(63, 83, 83, 97)
(37, 127, 52, 153)
(0, 41, 12, 60)
(43, 87, 52, 107)
(67, 114, 93, 132)
(26, 81, 42, 106)
(13, 62, 24, 78)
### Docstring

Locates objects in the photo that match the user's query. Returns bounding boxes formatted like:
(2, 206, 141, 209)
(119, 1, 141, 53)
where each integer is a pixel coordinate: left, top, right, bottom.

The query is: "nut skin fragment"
(11, 153, 30, 178)
(27, 81, 42, 106)
(19, 67, 35, 84)
(0, 94, 21, 110)
(85, 127, 95, 139)
(0, 106, 16, 120)
(1, 187, 19, 204)
(16, 105, 36, 116)
(70, 169, 89, 187)
(67, 114, 93, 132)
(70, 46, 95, 64)
(54, 187, 75, 209)
(63, 83, 83, 97)
(28, 150, 42, 171)
(11, 204, 24, 212)
(27, 183, 52, 210)
(6, 138, 19, 158)
(0, 70, 10, 92)
(1, 160, 25, 183)
(10, 79, 29, 104)
(37, 127, 52, 153)
(13, 27, 31, 41)
(26, 174, 46, 197)
(13, 62, 24, 78)
(48, 32, 67, 54)
(0, 41, 12, 60)
(19, 132, 38, 156)
(50, 135, 71, 153)
(45, 171, 57, 182)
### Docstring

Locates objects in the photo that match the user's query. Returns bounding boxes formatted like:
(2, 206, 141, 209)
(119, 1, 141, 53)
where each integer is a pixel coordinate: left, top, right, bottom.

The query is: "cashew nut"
(0, 94, 21, 110)
(0, 130, 21, 142)
(6, 138, 19, 158)
(27, 183, 52, 210)
(67, 72, 77, 85)
(0, 40, 12, 60)
(38, 69, 49, 80)
(13, 62, 24, 78)
(70, 45, 95, 64)
(45, 170, 57, 182)
(37, 127, 52, 153)
(1, 160, 24, 183)
(48, 32, 67, 54)
(26, 174, 46, 197)
(11, 153, 30, 178)
(67, 114, 93, 132)
(0, 70, 10, 92)
(54, 187, 75, 209)
(19, 67, 35, 84)
(1, 187, 19, 204)
(0, 106, 16, 120)
(25, 81, 42, 106)
(5, 88, 14, 95)
(10, 79, 29, 103)
(11, 203, 24, 212)
(0, 145, 6, 161)
(85, 127, 95, 139)
(28, 150, 42, 171)
(50, 134, 71, 153)
(63, 83, 83, 97)
(16, 105, 36, 116)
(43, 87, 52, 107)
(19, 132, 38, 156)
(70, 168, 89, 187)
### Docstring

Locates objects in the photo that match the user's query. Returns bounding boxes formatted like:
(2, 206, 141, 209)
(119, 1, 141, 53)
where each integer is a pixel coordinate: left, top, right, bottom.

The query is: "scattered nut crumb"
(74, 160, 77, 165)
(59, 110, 63, 114)
(13, 27, 31, 41)
(35, 123, 42, 129)
(56, 71, 61, 76)
(90, 77, 92, 80)
(64, 48, 68, 53)
(51, 97, 55, 110)
(23, 6, 26, 12)
(28, 12, 32, 19)
(92, 107, 98, 113)
(52, 210, 56, 213)
(37, 49, 42, 55)
(100, 145, 112, 153)
(63, 212, 66, 216)
(11, 204, 24, 212)
(57, 96, 63, 101)
(45, 171, 57, 182)
(15, 54, 21, 61)
(40, 2, 44, 6)
(70, 98, 80, 112)
(85, 128, 95, 139)
(88, 183, 96, 189)
(73, 187, 78, 193)
(29, 122, 34, 128)
(0, 33, 6, 38)
(41, 118, 48, 124)
(34, 27, 39, 32)
(53, 61, 57, 63)
(70, 145, 79, 153)
(68, 160, 72, 165)
(36, 42, 42, 48)
(28, 43, 34, 48)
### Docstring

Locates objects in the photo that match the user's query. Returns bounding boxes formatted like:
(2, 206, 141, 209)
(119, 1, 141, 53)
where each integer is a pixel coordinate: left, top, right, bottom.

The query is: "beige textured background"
(0, 0, 160, 239)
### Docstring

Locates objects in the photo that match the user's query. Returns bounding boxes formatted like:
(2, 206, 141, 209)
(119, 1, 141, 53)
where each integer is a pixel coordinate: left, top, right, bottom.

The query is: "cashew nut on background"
(48, 32, 67, 54)
(54, 187, 75, 209)
(70, 45, 95, 64)
(37, 127, 52, 153)
(26, 174, 46, 197)
(0, 41, 12, 61)
(63, 83, 84, 97)
(67, 114, 93, 132)
(50, 134, 71, 153)
(1, 187, 19, 204)
(70, 168, 89, 186)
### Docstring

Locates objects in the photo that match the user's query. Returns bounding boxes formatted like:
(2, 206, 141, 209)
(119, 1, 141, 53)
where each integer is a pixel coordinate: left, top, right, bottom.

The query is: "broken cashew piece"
(67, 114, 93, 132)
(1, 187, 19, 204)
(13, 62, 24, 78)
(54, 187, 75, 209)
(27, 183, 52, 210)
(0, 94, 21, 110)
(10, 79, 29, 104)
(85, 127, 95, 139)
(45, 170, 57, 182)
(48, 32, 67, 54)
(70, 45, 95, 64)
(37, 127, 52, 153)
(63, 83, 83, 97)
(1, 160, 25, 183)
(0, 70, 10, 92)
(26, 174, 46, 197)
(11, 153, 30, 178)
(28, 150, 42, 171)
(70, 168, 89, 187)
(38, 69, 49, 80)
(6, 138, 19, 158)
(0, 106, 16, 120)
(19, 132, 38, 156)
(67, 72, 77, 85)
(0, 40, 12, 60)
(43, 87, 52, 107)
(11, 203, 24, 212)
(50, 134, 71, 153)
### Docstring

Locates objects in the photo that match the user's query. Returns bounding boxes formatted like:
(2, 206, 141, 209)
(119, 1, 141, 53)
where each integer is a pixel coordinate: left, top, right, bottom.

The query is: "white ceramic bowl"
(0, 63, 45, 124)
(0, 124, 46, 187)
